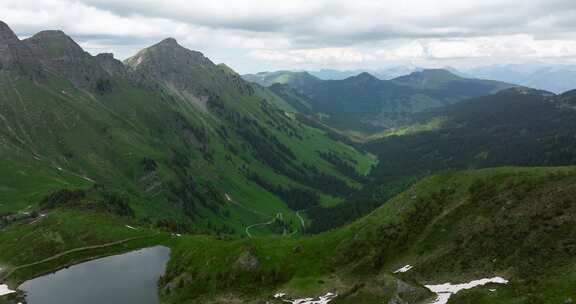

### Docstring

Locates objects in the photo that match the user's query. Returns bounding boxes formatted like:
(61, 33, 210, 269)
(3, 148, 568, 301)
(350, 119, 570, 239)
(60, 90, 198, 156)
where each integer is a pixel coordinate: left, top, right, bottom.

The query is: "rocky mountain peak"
(0, 21, 18, 43)
(158, 37, 178, 46)
(24, 30, 87, 59)
(0, 20, 43, 76)
(131, 39, 209, 69)
(125, 37, 255, 99)
(124, 38, 216, 91)
(23, 29, 113, 91)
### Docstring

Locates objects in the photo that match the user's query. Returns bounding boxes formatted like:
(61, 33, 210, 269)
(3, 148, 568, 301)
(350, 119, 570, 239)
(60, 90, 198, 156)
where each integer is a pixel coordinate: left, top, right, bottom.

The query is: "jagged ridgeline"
(0, 21, 375, 234)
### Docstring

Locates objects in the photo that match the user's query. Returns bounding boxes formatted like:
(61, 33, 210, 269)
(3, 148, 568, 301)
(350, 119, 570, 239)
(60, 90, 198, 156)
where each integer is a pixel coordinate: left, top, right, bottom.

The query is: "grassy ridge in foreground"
(2, 166, 576, 303)
(156, 166, 576, 303)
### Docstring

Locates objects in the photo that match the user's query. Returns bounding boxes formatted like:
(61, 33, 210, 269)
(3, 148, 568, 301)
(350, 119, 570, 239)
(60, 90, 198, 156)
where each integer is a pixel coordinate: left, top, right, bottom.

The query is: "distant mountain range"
(243, 69, 515, 133)
(308, 66, 423, 80)
(246, 63, 576, 95)
(459, 64, 576, 94)
(244, 66, 470, 82)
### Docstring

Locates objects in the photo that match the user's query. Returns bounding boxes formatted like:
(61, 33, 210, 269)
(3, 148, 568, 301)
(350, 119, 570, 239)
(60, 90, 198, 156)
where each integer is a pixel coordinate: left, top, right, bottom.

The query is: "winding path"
(226, 193, 307, 238)
(0, 234, 154, 282)
(245, 213, 281, 238)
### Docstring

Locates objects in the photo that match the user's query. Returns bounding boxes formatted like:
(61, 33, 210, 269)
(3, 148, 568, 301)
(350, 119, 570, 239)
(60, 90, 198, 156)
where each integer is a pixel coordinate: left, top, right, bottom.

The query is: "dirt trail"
(245, 213, 281, 238)
(0, 234, 154, 282)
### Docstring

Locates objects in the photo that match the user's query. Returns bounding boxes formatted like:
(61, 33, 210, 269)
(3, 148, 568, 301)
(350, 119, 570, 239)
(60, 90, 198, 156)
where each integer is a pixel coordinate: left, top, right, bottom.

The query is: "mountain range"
(2, 19, 576, 304)
(308, 66, 423, 80)
(303, 66, 468, 81)
(244, 69, 515, 133)
(461, 64, 576, 94)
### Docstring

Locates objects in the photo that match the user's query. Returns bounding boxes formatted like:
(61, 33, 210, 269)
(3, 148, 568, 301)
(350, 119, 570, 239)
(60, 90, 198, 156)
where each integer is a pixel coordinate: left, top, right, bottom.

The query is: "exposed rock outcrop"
(0, 21, 43, 77)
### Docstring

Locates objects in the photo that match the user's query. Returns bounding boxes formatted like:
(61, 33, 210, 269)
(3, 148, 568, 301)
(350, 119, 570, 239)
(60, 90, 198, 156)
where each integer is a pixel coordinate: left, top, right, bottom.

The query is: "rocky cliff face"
(0, 21, 43, 77)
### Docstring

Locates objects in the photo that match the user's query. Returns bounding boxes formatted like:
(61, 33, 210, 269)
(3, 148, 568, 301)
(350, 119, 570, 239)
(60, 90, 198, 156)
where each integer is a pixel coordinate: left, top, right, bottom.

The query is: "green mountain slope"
(367, 87, 572, 185)
(158, 166, 576, 303)
(0, 21, 374, 235)
(303, 87, 576, 233)
(3, 166, 575, 304)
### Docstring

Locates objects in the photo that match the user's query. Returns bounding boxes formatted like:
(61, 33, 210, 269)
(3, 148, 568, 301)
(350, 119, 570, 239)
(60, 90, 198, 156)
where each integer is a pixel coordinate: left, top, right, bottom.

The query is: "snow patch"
(425, 277, 508, 304)
(394, 264, 413, 273)
(274, 292, 337, 304)
(0, 284, 15, 296)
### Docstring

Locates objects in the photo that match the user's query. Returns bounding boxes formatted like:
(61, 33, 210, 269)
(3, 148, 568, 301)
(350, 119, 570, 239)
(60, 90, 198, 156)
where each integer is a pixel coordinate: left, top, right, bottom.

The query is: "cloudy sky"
(3, 0, 576, 73)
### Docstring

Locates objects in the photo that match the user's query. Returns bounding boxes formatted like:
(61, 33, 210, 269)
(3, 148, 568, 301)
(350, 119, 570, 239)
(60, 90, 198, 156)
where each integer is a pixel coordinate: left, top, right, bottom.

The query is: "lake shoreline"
(19, 246, 170, 304)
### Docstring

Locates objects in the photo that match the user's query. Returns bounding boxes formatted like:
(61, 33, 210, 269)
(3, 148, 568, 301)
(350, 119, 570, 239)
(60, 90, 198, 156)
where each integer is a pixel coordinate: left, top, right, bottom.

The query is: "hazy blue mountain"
(308, 66, 422, 80)
(464, 64, 576, 93)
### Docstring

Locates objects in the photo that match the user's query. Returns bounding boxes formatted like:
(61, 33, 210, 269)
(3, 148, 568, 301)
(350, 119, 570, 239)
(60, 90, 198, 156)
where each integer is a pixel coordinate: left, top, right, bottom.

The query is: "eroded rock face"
(0, 21, 43, 77)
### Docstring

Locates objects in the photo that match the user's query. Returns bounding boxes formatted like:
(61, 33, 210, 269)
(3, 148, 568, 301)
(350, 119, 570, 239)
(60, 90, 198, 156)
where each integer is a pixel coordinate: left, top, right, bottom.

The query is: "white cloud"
(248, 48, 371, 69)
(2, 0, 576, 72)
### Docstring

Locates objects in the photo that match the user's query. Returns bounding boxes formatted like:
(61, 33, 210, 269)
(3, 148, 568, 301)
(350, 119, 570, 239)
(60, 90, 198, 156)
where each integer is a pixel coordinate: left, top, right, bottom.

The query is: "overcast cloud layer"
(3, 0, 576, 72)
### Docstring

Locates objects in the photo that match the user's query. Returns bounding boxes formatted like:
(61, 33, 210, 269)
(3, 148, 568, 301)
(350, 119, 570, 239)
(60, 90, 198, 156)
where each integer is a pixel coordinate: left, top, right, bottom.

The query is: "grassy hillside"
(367, 88, 575, 185)
(159, 166, 576, 303)
(0, 71, 374, 234)
(2, 166, 575, 303)
(306, 87, 576, 232)
(0, 22, 375, 236)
